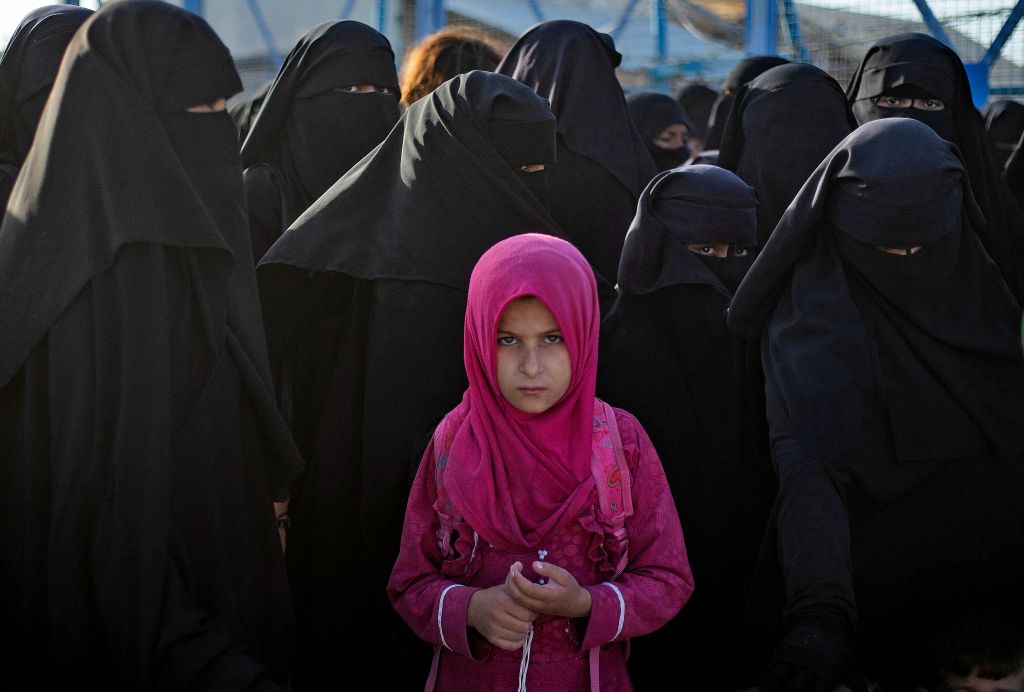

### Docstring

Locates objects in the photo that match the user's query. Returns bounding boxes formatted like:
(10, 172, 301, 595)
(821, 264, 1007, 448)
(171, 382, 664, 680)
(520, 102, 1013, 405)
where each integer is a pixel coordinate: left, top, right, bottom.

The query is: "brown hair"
(399, 27, 502, 107)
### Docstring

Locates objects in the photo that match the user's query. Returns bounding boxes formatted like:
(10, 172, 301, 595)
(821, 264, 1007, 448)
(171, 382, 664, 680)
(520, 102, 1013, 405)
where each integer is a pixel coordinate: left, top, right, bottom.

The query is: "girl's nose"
(520, 345, 543, 376)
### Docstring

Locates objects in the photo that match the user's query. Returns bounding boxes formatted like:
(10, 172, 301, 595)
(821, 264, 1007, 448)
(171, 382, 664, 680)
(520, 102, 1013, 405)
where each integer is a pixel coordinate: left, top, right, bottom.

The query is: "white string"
(602, 582, 625, 641)
(437, 584, 462, 651)
(517, 624, 534, 692)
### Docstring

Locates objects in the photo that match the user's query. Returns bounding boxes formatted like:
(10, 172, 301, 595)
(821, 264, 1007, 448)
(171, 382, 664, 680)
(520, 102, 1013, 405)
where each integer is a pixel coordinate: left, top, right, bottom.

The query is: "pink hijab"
(444, 233, 601, 554)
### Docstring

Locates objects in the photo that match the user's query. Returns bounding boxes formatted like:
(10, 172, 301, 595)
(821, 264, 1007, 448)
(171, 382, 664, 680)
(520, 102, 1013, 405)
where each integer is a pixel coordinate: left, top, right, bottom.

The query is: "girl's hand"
(467, 578, 538, 651)
(506, 561, 592, 619)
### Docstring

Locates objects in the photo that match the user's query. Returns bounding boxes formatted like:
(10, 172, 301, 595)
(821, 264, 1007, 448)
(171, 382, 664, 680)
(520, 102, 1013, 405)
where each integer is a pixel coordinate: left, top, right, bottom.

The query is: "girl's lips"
(518, 386, 546, 394)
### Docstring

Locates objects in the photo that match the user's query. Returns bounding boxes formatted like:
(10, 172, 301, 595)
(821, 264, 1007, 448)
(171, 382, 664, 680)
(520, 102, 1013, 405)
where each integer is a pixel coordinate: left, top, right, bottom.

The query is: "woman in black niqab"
(703, 55, 789, 151)
(497, 20, 657, 284)
(598, 165, 774, 691)
(0, 4, 92, 208)
(0, 1, 303, 687)
(727, 118, 1024, 690)
(847, 32, 1024, 302)
(241, 20, 400, 261)
(257, 70, 564, 689)
(676, 82, 716, 147)
(719, 63, 856, 245)
(627, 91, 695, 174)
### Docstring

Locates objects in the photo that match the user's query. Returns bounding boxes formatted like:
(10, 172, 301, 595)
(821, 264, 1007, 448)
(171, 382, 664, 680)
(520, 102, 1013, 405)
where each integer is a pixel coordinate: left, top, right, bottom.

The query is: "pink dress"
(388, 407, 694, 691)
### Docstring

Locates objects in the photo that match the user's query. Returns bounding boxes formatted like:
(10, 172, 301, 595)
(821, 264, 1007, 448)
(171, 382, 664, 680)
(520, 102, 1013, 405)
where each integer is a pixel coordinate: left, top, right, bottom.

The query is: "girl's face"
(495, 296, 571, 414)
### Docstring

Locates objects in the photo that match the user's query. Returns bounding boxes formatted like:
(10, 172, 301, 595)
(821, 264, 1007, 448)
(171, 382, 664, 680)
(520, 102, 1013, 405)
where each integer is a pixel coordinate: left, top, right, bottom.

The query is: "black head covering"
(676, 82, 717, 140)
(728, 118, 1024, 477)
(719, 63, 857, 245)
(618, 164, 758, 295)
(847, 33, 1024, 302)
(704, 55, 790, 150)
(496, 19, 655, 196)
(600, 164, 772, 690)
(241, 21, 400, 220)
(258, 70, 561, 291)
(0, 0, 301, 684)
(982, 99, 1024, 169)
(0, 5, 92, 204)
(627, 91, 695, 172)
(229, 78, 271, 144)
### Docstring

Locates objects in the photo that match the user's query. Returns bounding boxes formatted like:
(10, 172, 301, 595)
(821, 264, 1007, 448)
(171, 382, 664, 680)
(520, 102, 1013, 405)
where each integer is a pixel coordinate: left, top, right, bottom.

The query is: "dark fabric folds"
(847, 32, 1024, 301)
(0, 4, 92, 207)
(0, 1, 302, 687)
(240, 21, 400, 260)
(982, 98, 1024, 169)
(257, 70, 565, 689)
(719, 63, 856, 245)
(676, 82, 716, 140)
(600, 164, 773, 691)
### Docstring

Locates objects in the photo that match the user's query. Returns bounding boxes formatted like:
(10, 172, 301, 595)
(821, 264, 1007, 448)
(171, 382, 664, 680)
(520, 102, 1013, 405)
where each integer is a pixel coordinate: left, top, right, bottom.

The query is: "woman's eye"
(917, 98, 944, 111)
(543, 334, 563, 345)
(699, 246, 716, 255)
(498, 336, 517, 346)
(732, 247, 750, 257)
(377, 87, 393, 95)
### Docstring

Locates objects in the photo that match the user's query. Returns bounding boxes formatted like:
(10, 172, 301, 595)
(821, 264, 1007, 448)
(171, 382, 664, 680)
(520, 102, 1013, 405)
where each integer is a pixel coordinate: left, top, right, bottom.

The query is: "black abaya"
(728, 118, 1024, 690)
(0, 2, 302, 687)
(257, 70, 565, 689)
(847, 32, 1024, 302)
(497, 20, 656, 283)
(982, 98, 1024, 170)
(240, 21, 400, 261)
(719, 63, 856, 245)
(0, 4, 92, 207)
(598, 165, 774, 690)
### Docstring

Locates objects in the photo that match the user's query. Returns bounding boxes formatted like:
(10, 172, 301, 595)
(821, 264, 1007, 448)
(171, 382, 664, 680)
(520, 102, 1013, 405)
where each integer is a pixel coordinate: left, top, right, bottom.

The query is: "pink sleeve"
(578, 409, 694, 650)
(386, 435, 484, 660)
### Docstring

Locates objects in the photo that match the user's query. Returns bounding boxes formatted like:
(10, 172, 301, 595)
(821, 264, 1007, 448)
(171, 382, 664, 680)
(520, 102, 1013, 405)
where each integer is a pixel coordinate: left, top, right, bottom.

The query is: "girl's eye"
(498, 336, 517, 346)
(543, 334, 563, 345)
(699, 246, 716, 255)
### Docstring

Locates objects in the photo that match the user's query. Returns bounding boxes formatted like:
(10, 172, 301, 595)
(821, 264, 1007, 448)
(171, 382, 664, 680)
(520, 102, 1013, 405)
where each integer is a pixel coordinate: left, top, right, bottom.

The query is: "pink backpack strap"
(588, 399, 634, 691)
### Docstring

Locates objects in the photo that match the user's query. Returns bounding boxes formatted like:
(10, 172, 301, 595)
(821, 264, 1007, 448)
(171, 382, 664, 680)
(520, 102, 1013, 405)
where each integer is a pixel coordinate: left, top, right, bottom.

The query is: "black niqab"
(257, 70, 564, 688)
(719, 63, 857, 245)
(0, 4, 92, 206)
(0, 1, 302, 686)
(627, 91, 694, 173)
(982, 99, 1024, 169)
(497, 20, 657, 282)
(704, 55, 790, 150)
(847, 32, 1024, 301)
(599, 165, 773, 690)
(229, 78, 271, 144)
(241, 21, 400, 260)
(728, 118, 1024, 687)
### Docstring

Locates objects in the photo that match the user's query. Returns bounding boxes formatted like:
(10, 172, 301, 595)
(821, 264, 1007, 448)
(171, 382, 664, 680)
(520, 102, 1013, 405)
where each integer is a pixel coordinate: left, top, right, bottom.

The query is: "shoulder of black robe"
(719, 63, 856, 245)
(0, 0, 302, 684)
(1004, 128, 1024, 204)
(229, 78, 272, 144)
(600, 164, 773, 689)
(676, 82, 716, 139)
(728, 118, 1024, 484)
(847, 32, 1024, 301)
(981, 99, 1024, 169)
(0, 4, 92, 202)
(496, 19, 656, 196)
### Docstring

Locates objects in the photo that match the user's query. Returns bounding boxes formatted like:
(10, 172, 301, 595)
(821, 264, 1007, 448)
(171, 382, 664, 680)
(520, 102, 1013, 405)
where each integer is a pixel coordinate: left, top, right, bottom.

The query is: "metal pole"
(982, 0, 1024, 66)
(908, 0, 954, 47)
(378, 0, 389, 34)
(183, 0, 203, 15)
(744, 0, 777, 56)
(246, 0, 282, 70)
(651, 0, 668, 91)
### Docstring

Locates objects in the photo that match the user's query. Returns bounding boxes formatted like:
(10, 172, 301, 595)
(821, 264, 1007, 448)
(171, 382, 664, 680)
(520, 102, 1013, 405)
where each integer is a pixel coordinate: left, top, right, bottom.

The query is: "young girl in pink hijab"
(388, 233, 693, 691)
